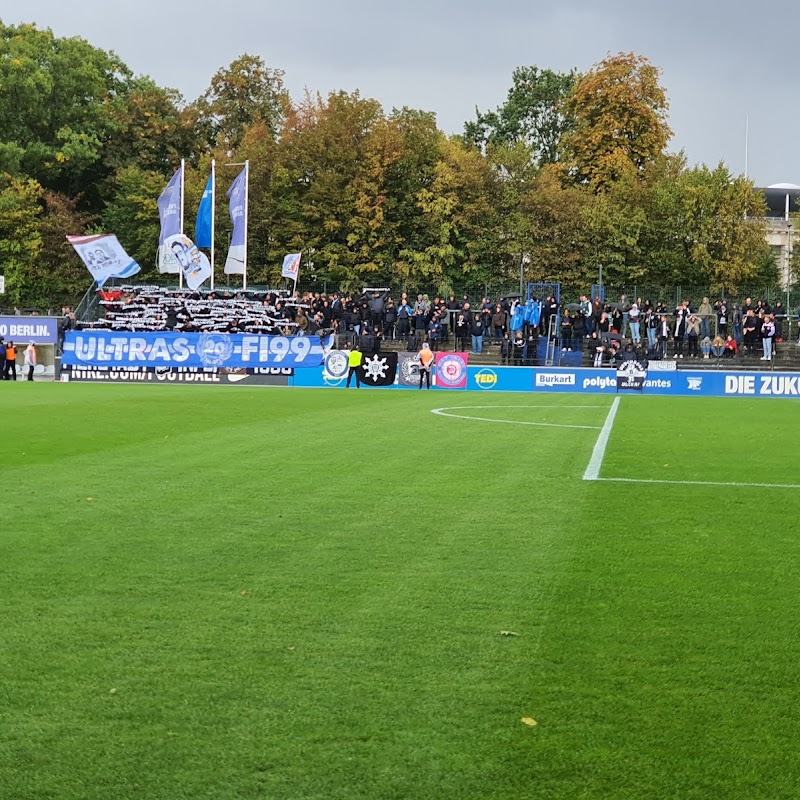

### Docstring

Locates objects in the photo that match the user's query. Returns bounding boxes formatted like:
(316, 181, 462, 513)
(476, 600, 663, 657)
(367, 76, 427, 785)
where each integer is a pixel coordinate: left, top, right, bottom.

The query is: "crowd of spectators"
(62, 285, 800, 366)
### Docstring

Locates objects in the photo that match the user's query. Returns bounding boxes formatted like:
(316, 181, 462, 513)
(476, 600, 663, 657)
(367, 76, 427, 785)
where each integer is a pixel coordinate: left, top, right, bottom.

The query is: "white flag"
(282, 253, 301, 280)
(67, 234, 141, 287)
(163, 233, 212, 290)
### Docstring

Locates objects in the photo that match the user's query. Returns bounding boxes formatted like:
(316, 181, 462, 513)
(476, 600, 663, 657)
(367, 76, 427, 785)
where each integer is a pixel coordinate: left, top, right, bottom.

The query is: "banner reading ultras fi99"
(62, 331, 332, 370)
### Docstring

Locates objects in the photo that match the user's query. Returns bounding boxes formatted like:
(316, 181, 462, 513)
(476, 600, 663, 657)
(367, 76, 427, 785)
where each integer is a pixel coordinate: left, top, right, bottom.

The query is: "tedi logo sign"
(474, 369, 498, 389)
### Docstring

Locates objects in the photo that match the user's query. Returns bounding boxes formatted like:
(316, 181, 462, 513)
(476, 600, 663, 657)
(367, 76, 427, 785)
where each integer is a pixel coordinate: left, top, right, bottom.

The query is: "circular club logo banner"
(324, 350, 349, 379)
(436, 354, 467, 388)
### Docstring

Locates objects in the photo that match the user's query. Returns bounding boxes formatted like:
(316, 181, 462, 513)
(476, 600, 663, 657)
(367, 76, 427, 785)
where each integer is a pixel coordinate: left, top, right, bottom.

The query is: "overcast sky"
(4, 0, 798, 187)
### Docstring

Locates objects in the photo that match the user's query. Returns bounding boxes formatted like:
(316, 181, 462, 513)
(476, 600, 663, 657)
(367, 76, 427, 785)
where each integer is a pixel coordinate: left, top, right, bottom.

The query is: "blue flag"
(224, 167, 247, 275)
(195, 172, 213, 248)
(157, 164, 183, 273)
(157, 166, 182, 245)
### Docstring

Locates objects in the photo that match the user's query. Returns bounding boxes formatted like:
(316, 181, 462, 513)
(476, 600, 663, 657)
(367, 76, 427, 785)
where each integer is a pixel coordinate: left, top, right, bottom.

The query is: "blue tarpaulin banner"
(62, 331, 332, 369)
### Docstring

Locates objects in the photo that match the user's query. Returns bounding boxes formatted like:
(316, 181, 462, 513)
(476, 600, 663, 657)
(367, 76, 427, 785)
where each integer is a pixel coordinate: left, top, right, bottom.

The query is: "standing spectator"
(716, 300, 729, 338)
(491, 304, 505, 343)
(657, 315, 670, 359)
(733, 303, 743, 344)
(610, 305, 623, 334)
(645, 307, 658, 352)
(413, 308, 428, 348)
(761, 314, 775, 361)
(579, 295, 593, 335)
(24, 341, 37, 381)
(500, 332, 513, 365)
(369, 290, 387, 329)
(525, 326, 539, 365)
(470, 313, 485, 354)
(427, 313, 442, 351)
(512, 331, 525, 365)
(673, 302, 689, 358)
(572, 311, 585, 351)
(437, 300, 450, 344)
(742, 309, 757, 356)
(4, 341, 17, 380)
(0, 338, 5, 378)
(397, 297, 412, 344)
(591, 296, 604, 334)
(560, 311, 573, 352)
(418, 342, 434, 389)
(454, 313, 470, 351)
(359, 325, 376, 355)
(597, 311, 611, 345)
(619, 294, 631, 337)
(697, 296, 714, 339)
(383, 298, 397, 341)
(628, 303, 641, 344)
(687, 315, 701, 357)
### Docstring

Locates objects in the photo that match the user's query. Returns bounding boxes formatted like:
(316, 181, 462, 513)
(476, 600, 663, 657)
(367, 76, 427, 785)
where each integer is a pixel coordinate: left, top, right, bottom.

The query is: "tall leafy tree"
(465, 66, 578, 169)
(561, 52, 672, 190)
(0, 175, 43, 308)
(196, 54, 289, 152)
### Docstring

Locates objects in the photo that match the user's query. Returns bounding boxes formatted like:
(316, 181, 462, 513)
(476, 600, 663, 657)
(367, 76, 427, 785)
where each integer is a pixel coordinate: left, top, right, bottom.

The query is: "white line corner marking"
(583, 397, 620, 481)
(431, 405, 604, 431)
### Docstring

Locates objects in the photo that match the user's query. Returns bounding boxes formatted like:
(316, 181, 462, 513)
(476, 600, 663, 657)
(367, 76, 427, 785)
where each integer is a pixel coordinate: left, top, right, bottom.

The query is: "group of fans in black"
(66, 285, 799, 366)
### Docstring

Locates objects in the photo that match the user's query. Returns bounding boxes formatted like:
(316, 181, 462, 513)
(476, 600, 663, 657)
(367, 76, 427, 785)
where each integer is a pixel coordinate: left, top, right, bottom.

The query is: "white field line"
(582, 396, 621, 481)
(593, 477, 800, 490)
(431, 405, 603, 430)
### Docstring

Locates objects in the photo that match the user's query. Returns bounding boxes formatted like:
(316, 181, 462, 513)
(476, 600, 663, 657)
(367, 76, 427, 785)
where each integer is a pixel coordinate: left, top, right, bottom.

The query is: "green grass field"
(4, 384, 800, 799)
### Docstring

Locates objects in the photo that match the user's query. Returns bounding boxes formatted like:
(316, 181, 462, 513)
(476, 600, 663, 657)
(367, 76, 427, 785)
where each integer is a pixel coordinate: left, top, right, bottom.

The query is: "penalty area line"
(582, 396, 620, 481)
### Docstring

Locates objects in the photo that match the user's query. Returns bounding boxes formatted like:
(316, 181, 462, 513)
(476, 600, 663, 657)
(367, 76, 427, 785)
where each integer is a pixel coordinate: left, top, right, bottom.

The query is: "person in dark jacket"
(491, 305, 505, 343)
(512, 331, 525, 365)
(454, 313, 470, 351)
(470, 314, 485, 354)
(427, 313, 442, 351)
(500, 332, 513, 365)
(383, 298, 397, 340)
(413, 308, 428, 348)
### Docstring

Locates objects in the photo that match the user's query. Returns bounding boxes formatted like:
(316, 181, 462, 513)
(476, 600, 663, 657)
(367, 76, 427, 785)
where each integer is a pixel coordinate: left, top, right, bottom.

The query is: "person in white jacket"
(24, 341, 37, 381)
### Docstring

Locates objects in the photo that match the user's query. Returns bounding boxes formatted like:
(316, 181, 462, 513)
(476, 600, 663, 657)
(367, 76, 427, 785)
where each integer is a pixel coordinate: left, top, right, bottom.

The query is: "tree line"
(0, 21, 777, 309)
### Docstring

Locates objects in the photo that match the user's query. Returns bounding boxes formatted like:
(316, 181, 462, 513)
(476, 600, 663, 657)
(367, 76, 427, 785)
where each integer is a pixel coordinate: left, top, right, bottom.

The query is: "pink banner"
(434, 352, 468, 389)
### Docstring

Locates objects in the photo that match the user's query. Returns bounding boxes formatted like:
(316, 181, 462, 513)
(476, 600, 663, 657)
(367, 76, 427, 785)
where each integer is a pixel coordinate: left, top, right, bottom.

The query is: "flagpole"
(243, 159, 249, 291)
(179, 158, 185, 290)
(210, 159, 216, 291)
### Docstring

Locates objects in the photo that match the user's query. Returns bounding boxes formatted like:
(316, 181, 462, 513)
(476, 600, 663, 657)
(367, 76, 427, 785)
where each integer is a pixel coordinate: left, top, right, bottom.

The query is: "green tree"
(561, 52, 672, 190)
(0, 22, 127, 195)
(196, 54, 289, 153)
(28, 191, 96, 307)
(0, 175, 43, 308)
(465, 66, 577, 169)
(101, 166, 166, 278)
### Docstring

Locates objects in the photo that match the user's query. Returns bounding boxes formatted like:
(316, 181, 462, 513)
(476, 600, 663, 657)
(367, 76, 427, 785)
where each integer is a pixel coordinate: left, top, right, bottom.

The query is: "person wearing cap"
(4, 340, 17, 380)
(418, 342, 434, 389)
(24, 341, 37, 381)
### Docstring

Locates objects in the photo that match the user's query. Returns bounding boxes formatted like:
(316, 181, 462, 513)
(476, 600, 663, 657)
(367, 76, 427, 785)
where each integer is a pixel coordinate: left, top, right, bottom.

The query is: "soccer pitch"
(4, 384, 800, 799)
